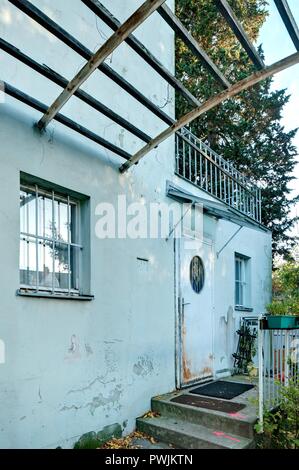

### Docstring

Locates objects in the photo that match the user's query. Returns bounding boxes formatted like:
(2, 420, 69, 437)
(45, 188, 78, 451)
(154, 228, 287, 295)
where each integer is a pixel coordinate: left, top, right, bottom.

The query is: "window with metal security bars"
(19, 182, 83, 295)
(235, 254, 251, 308)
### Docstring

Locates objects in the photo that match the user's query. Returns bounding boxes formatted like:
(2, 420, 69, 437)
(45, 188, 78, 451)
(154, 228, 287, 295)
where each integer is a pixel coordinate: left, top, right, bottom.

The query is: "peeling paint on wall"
(133, 355, 154, 377)
(38, 387, 42, 403)
(85, 343, 93, 356)
(65, 335, 81, 361)
(67, 375, 116, 395)
(61, 384, 123, 415)
(88, 385, 123, 415)
(104, 347, 118, 373)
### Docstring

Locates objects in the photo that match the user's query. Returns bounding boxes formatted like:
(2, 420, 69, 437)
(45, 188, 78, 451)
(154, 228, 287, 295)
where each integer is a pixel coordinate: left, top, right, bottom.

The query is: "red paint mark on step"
(228, 412, 247, 419)
(213, 431, 241, 443)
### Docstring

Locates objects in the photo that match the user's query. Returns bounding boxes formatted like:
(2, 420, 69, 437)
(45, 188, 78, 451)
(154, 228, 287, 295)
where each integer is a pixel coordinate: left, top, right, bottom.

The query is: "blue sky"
(259, 0, 299, 236)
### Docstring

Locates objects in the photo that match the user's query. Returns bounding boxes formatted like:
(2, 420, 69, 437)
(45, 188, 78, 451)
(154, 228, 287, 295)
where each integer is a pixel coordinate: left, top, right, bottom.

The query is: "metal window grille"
(175, 128, 262, 224)
(19, 183, 82, 295)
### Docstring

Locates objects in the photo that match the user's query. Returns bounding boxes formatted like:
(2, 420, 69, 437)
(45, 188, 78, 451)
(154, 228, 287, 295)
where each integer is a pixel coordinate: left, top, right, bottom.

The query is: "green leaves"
(271, 262, 299, 315)
(257, 380, 299, 448)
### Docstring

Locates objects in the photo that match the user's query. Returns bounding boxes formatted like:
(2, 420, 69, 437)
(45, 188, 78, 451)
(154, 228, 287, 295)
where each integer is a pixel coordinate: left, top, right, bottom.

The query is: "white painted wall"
(0, 0, 272, 449)
(213, 219, 272, 375)
(0, 0, 176, 449)
(173, 176, 272, 380)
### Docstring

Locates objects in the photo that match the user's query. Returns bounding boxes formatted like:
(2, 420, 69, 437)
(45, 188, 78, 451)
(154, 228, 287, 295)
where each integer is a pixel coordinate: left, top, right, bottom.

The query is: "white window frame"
(235, 254, 251, 309)
(20, 183, 82, 296)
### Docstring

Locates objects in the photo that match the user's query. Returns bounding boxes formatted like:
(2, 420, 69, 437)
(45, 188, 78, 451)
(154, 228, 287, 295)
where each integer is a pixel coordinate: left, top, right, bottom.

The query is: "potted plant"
(265, 299, 299, 329)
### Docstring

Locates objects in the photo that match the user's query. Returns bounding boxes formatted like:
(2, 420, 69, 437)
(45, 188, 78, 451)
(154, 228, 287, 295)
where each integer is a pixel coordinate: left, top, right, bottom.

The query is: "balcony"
(175, 128, 262, 224)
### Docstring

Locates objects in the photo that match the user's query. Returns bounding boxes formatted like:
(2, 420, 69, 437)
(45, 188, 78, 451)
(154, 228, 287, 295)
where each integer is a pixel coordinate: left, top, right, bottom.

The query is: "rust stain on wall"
(182, 322, 194, 382)
(182, 315, 213, 381)
(182, 355, 193, 382)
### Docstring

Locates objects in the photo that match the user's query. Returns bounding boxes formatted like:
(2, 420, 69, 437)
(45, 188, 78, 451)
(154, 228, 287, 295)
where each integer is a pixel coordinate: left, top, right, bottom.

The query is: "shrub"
(256, 380, 299, 449)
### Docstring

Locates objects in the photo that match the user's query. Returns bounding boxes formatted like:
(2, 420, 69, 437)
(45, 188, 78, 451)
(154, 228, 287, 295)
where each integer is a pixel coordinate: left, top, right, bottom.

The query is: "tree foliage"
(273, 261, 299, 297)
(175, 0, 298, 257)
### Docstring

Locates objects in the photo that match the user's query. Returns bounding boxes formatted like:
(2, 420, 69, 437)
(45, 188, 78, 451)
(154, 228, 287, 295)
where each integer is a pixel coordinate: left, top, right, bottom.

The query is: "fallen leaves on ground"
(141, 410, 160, 419)
(100, 431, 156, 449)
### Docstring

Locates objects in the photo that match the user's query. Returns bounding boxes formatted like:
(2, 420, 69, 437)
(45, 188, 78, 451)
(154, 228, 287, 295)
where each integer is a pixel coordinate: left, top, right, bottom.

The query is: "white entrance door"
(179, 237, 214, 386)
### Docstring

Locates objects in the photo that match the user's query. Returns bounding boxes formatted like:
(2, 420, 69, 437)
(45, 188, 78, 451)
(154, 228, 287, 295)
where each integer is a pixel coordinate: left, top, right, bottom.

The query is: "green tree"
(176, 0, 298, 256)
(273, 261, 299, 298)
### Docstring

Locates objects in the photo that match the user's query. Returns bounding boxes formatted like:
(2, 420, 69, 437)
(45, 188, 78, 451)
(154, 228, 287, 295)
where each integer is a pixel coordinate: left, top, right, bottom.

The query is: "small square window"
(19, 178, 89, 297)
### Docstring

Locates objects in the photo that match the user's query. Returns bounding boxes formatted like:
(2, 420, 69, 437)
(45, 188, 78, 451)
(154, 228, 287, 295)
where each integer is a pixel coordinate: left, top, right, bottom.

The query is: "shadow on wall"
(0, 338, 5, 364)
(219, 306, 235, 371)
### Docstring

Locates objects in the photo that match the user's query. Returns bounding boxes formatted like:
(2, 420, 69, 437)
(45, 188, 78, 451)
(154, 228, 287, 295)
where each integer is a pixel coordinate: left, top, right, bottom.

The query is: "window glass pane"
(70, 204, 77, 244)
(235, 282, 240, 305)
(54, 242, 69, 289)
(20, 236, 37, 286)
(38, 240, 55, 288)
(20, 190, 27, 233)
(53, 199, 59, 240)
(20, 189, 36, 235)
(239, 283, 244, 306)
(71, 246, 80, 290)
(37, 195, 53, 239)
(57, 201, 69, 243)
(239, 259, 244, 282)
(37, 195, 44, 238)
(235, 259, 240, 281)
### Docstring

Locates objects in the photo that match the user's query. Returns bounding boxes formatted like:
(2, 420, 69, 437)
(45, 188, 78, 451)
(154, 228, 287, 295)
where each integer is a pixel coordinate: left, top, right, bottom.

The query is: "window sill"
(17, 289, 94, 301)
(235, 306, 253, 312)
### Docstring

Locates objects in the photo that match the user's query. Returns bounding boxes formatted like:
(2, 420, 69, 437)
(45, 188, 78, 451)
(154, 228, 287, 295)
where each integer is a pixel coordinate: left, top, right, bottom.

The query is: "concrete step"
(152, 397, 255, 439)
(137, 416, 255, 449)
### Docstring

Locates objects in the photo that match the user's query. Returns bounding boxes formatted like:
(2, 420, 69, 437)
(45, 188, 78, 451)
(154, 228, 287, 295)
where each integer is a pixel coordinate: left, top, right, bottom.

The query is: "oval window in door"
(190, 256, 205, 293)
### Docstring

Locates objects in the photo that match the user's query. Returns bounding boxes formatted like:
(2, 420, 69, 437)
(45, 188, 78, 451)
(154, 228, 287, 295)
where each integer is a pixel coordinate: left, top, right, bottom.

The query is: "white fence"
(258, 321, 299, 430)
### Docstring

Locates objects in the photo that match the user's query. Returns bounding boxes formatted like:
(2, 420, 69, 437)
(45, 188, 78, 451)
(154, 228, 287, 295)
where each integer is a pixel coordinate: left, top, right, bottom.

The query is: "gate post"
(258, 316, 264, 432)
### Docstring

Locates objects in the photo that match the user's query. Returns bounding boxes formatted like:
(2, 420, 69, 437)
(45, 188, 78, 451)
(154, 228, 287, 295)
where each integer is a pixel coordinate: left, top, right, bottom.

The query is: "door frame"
(174, 234, 215, 389)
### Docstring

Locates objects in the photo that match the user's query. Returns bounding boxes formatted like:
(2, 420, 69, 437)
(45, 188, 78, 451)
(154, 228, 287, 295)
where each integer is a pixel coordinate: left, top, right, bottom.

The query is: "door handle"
(180, 297, 190, 325)
(182, 297, 190, 306)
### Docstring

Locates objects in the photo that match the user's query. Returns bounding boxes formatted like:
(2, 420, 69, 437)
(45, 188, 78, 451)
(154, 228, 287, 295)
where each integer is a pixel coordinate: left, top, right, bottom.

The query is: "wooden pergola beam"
(120, 52, 299, 172)
(8, 0, 174, 126)
(37, 0, 166, 130)
(157, 3, 231, 88)
(0, 38, 151, 143)
(274, 0, 299, 51)
(82, 0, 200, 107)
(3, 81, 131, 160)
(215, 0, 264, 69)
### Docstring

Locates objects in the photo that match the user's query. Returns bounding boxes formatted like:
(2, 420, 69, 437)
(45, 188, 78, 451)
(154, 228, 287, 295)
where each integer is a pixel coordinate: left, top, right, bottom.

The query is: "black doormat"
(190, 380, 254, 400)
(171, 394, 246, 413)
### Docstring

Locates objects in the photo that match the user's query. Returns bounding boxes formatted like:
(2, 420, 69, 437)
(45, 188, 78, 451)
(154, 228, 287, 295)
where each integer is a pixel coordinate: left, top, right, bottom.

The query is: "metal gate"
(258, 319, 299, 430)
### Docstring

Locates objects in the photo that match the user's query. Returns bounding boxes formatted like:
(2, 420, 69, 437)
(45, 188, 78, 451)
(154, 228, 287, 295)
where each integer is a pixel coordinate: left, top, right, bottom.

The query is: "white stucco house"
(0, 0, 272, 448)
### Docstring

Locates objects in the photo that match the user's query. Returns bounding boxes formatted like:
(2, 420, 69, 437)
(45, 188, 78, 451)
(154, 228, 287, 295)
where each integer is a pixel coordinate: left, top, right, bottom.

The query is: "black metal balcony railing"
(175, 128, 262, 224)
